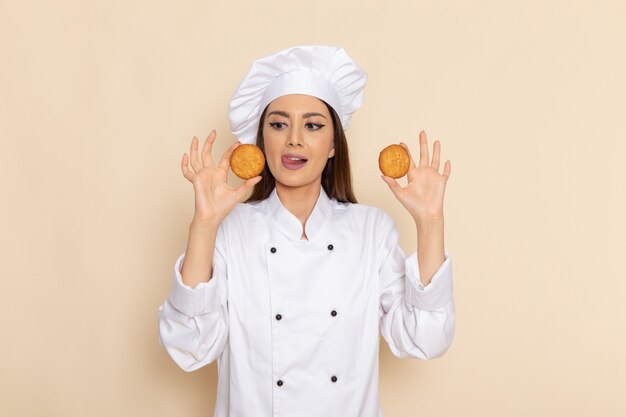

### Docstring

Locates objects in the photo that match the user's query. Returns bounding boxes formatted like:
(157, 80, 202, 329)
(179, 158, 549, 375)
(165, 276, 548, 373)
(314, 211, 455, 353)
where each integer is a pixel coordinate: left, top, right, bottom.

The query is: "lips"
(281, 153, 308, 170)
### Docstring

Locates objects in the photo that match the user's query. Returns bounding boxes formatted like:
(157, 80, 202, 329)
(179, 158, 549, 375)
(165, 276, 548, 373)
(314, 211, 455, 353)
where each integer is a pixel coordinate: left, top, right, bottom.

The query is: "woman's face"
(262, 94, 335, 192)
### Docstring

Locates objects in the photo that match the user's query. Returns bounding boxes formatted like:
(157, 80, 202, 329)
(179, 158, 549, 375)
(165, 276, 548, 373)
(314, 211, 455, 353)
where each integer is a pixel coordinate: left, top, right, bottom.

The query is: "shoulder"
(330, 200, 396, 232)
(234, 199, 265, 215)
(214, 200, 269, 248)
(216, 200, 265, 233)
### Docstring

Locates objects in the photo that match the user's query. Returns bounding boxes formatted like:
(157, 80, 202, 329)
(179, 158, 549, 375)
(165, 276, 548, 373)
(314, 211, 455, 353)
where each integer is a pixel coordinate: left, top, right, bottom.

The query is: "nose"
(287, 128, 303, 147)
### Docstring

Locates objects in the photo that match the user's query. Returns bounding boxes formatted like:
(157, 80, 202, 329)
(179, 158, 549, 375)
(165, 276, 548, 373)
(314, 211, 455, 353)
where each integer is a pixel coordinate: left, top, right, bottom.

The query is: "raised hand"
(181, 130, 262, 225)
(382, 131, 451, 223)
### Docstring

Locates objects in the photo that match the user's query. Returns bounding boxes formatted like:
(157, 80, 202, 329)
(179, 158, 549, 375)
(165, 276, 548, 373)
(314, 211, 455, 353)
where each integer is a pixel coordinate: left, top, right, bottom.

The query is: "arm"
(415, 217, 445, 287)
(180, 220, 219, 288)
(179, 130, 261, 287)
(378, 214, 455, 360)
(157, 131, 261, 371)
(157, 229, 229, 371)
(381, 130, 451, 287)
(380, 131, 454, 358)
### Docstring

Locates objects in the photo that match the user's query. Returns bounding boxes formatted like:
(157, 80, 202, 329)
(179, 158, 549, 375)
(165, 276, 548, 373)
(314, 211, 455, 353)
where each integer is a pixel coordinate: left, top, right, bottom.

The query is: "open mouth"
(281, 154, 308, 170)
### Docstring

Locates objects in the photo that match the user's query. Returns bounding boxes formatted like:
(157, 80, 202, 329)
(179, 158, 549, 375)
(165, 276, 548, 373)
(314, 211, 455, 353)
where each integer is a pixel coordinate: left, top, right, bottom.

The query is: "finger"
(218, 141, 242, 171)
(418, 130, 429, 168)
(431, 140, 441, 172)
(381, 175, 403, 198)
(443, 160, 451, 180)
(190, 136, 202, 173)
(235, 175, 262, 199)
(181, 153, 194, 182)
(201, 130, 217, 168)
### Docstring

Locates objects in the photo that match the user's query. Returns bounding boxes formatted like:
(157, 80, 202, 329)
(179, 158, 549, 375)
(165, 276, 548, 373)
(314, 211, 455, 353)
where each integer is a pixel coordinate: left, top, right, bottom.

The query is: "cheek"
(319, 134, 335, 159)
(262, 130, 281, 159)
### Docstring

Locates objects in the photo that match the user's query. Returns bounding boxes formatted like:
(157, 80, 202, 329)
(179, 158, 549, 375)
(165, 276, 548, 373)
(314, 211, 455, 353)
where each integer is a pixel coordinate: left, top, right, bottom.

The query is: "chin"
(275, 178, 317, 189)
(273, 173, 322, 190)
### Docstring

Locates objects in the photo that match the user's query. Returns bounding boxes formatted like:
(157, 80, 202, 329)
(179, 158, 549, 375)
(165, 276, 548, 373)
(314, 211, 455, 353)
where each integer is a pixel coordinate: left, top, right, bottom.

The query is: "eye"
(305, 123, 325, 131)
(269, 122, 287, 129)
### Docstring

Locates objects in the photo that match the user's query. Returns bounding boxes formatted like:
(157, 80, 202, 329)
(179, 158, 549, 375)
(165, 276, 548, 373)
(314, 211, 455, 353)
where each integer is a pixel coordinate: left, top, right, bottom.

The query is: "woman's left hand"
(382, 130, 451, 223)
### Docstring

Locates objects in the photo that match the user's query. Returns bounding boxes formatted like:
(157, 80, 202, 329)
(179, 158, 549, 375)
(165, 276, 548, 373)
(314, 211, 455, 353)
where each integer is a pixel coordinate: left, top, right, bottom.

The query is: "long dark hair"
(245, 100, 358, 204)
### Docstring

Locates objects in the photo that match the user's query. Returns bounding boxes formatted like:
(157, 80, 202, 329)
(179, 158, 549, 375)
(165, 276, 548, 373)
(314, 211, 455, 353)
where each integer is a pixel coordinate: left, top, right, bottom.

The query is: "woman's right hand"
(181, 130, 262, 226)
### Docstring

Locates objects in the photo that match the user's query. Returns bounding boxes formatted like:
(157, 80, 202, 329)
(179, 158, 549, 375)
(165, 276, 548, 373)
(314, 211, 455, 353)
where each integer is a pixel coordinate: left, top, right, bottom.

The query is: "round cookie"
(230, 144, 265, 179)
(378, 144, 410, 179)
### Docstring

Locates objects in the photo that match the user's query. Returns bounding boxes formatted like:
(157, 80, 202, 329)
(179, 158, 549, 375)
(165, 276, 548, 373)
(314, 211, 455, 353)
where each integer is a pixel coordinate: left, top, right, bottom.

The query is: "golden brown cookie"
(378, 144, 410, 179)
(230, 144, 265, 179)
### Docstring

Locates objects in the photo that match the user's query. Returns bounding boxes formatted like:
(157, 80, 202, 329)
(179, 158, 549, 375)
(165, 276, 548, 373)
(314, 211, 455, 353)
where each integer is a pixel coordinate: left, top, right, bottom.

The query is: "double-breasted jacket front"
(158, 188, 455, 417)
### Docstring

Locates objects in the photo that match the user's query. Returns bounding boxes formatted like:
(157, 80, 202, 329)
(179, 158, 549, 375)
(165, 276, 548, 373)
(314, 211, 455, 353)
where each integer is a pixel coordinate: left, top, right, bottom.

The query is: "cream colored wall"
(2, 0, 625, 416)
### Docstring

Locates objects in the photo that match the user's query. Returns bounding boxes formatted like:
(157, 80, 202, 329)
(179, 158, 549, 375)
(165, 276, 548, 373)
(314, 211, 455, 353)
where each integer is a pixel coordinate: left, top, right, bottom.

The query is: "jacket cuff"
(405, 248, 453, 310)
(167, 252, 221, 317)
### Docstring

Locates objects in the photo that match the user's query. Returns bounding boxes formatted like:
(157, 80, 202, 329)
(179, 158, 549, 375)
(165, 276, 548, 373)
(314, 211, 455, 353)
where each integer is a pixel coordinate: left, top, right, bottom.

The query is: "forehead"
(266, 94, 329, 115)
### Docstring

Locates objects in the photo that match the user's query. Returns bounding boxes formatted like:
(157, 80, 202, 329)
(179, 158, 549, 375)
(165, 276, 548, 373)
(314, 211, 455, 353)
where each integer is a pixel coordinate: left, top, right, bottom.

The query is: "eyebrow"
(267, 110, 328, 120)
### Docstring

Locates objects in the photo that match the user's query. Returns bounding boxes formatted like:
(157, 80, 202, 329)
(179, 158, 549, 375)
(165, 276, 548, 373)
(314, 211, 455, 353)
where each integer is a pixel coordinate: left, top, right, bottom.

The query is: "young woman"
(158, 45, 454, 417)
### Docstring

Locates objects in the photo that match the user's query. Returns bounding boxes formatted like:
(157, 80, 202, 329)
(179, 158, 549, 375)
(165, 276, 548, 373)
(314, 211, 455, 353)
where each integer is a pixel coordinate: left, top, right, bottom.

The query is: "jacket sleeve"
(157, 225, 229, 372)
(378, 213, 455, 360)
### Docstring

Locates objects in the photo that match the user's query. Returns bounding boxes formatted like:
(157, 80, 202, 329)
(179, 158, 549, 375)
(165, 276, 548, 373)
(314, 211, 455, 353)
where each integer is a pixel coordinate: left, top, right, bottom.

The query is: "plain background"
(1, 0, 625, 416)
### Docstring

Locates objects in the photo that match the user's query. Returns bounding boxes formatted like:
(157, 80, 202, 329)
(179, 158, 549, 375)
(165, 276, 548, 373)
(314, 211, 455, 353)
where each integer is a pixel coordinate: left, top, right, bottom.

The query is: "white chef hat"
(228, 45, 367, 144)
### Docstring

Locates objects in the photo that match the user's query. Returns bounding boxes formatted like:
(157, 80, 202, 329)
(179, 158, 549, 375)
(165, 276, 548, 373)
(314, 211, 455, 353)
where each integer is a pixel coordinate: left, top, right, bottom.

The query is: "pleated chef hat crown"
(228, 45, 368, 144)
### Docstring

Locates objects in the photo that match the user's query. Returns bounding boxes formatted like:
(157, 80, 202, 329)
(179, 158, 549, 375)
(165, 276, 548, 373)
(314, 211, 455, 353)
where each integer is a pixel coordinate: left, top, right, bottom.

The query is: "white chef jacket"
(158, 188, 454, 417)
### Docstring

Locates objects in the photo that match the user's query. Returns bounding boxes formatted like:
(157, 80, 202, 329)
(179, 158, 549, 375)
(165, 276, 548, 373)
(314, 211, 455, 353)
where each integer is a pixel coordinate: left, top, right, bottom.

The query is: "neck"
(275, 181, 322, 231)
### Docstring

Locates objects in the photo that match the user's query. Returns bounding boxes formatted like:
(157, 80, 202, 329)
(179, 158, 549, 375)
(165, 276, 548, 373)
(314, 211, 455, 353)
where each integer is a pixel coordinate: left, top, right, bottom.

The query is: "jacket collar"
(265, 187, 333, 241)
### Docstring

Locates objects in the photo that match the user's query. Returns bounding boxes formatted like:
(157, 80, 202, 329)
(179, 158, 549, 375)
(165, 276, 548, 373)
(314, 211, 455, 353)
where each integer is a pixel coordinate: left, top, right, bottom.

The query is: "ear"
(328, 147, 335, 158)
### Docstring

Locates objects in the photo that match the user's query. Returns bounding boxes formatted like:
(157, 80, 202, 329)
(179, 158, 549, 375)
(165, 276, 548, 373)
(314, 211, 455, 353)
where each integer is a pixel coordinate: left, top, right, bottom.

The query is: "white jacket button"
(327, 244, 334, 251)
(277, 380, 284, 387)
(270, 247, 277, 254)
(275, 314, 282, 321)
(330, 310, 337, 317)
(331, 375, 338, 383)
